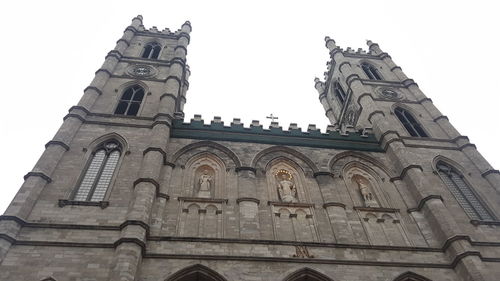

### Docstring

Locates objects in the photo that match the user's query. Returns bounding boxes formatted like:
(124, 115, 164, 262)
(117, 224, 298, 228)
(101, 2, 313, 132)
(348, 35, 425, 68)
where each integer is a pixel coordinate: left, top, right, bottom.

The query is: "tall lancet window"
(73, 141, 121, 202)
(114, 85, 145, 116)
(361, 63, 382, 80)
(436, 161, 494, 221)
(334, 82, 347, 106)
(394, 107, 428, 137)
(142, 42, 161, 59)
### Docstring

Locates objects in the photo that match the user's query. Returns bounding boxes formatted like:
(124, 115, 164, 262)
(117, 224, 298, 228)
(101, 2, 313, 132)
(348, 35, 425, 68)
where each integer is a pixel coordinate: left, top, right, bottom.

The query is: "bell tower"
(0, 16, 192, 280)
(314, 37, 500, 281)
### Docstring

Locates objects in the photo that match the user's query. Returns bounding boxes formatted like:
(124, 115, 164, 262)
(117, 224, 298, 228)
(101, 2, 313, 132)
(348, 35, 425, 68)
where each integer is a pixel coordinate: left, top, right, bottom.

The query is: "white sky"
(1, 1, 499, 213)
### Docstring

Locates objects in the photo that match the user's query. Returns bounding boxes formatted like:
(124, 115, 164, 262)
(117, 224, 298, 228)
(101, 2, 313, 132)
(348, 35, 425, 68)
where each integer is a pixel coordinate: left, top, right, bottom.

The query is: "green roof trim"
(171, 119, 383, 152)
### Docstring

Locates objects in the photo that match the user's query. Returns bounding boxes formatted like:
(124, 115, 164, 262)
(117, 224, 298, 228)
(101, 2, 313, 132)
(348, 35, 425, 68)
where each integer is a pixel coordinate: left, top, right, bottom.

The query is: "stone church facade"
(0, 16, 499, 281)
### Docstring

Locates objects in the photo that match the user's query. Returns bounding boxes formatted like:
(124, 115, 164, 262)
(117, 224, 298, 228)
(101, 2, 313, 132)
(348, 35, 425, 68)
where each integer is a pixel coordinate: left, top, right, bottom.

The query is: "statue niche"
(275, 169, 298, 203)
(194, 166, 215, 198)
(352, 175, 378, 207)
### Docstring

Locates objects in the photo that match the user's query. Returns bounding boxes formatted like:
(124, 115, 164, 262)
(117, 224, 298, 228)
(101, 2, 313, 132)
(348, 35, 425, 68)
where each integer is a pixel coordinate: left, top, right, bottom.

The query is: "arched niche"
(329, 151, 396, 178)
(182, 152, 226, 198)
(341, 161, 412, 246)
(165, 264, 227, 281)
(172, 141, 240, 169)
(252, 146, 319, 175)
(266, 158, 309, 203)
(343, 163, 388, 208)
(266, 158, 319, 242)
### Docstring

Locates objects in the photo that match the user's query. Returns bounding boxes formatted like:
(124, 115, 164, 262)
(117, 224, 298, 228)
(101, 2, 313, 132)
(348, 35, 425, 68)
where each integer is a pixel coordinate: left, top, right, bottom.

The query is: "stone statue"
(355, 176, 377, 207)
(197, 170, 212, 198)
(277, 174, 297, 203)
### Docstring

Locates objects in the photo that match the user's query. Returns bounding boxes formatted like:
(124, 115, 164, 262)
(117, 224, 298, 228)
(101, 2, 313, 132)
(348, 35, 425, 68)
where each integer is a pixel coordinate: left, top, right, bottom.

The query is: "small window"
(114, 85, 145, 116)
(334, 82, 347, 106)
(394, 107, 428, 137)
(361, 63, 382, 80)
(73, 141, 121, 202)
(142, 42, 161, 59)
(436, 161, 494, 221)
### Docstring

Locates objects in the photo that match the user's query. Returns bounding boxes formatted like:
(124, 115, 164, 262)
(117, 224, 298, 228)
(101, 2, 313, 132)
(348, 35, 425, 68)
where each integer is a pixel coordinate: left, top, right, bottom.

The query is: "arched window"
(283, 268, 333, 281)
(334, 82, 347, 106)
(167, 264, 227, 281)
(142, 42, 161, 59)
(394, 107, 428, 137)
(73, 140, 121, 202)
(393, 271, 433, 281)
(436, 161, 494, 221)
(361, 62, 382, 80)
(114, 85, 145, 116)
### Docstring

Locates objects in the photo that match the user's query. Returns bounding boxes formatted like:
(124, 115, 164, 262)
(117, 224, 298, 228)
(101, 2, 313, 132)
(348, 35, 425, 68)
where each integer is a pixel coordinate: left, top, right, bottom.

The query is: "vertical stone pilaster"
(150, 164, 174, 235)
(236, 167, 260, 239)
(455, 138, 500, 194)
(178, 66, 190, 113)
(315, 78, 337, 125)
(314, 172, 355, 243)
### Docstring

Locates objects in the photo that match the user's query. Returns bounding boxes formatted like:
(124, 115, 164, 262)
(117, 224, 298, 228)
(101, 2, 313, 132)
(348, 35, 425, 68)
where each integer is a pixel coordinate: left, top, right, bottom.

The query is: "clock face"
(380, 88, 400, 99)
(128, 65, 156, 78)
(133, 66, 151, 76)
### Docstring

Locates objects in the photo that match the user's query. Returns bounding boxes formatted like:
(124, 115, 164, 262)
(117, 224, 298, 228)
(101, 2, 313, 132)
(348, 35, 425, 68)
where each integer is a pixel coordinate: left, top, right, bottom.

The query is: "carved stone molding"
(58, 199, 109, 209)
(45, 140, 70, 151)
(313, 171, 335, 178)
(177, 197, 228, 204)
(481, 169, 500, 177)
(407, 195, 444, 213)
(322, 202, 346, 209)
(23, 172, 52, 183)
(236, 197, 260, 205)
(267, 201, 315, 208)
(354, 206, 399, 213)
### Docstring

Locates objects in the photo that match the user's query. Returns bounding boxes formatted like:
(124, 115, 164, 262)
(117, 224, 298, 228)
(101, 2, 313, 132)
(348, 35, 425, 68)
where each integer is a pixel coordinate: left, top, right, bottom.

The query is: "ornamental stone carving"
(377, 87, 402, 100)
(276, 170, 298, 203)
(127, 64, 157, 78)
(354, 175, 377, 207)
(197, 170, 213, 198)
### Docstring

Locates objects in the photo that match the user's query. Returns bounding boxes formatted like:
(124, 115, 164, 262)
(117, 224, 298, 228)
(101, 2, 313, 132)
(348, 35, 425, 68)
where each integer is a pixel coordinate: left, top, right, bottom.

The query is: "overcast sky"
(1, 1, 499, 213)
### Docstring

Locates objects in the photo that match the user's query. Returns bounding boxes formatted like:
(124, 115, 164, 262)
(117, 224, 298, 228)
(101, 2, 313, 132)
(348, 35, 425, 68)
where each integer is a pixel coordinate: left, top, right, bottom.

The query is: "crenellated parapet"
(171, 115, 381, 152)
(134, 18, 192, 40)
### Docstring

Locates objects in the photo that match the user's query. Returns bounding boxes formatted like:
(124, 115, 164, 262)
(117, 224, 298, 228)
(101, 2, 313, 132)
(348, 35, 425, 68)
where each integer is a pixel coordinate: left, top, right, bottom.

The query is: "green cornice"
(171, 119, 383, 152)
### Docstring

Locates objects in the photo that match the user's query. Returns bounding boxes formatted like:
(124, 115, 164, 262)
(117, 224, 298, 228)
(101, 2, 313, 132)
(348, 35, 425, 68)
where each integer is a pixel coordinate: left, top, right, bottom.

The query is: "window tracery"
(141, 42, 161, 59)
(436, 161, 494, 221)
(333, 82, 347, 106)
(361, 62, 382, 80)
(114, 85, 145, 116)
(394, 107, 428, 137)
(73, 140, 121, 202)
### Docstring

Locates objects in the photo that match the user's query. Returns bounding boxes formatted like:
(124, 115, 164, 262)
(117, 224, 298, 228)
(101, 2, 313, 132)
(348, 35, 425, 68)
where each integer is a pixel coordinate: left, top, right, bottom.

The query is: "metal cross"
(266, 114, 279, 122)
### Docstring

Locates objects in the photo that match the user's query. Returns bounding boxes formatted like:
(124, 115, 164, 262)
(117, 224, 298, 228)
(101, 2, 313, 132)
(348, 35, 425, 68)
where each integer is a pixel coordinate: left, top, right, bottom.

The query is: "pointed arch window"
(142, 42, 161, 59)
(114, 85, 145, 116)
(394, 107, 428, 137)
(334, 82, 347, 106)
(393, 271, 433, 281)
(73, 141, 121, 202)
(361, 62, 382, 80)
(436, 161, 494, 221)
